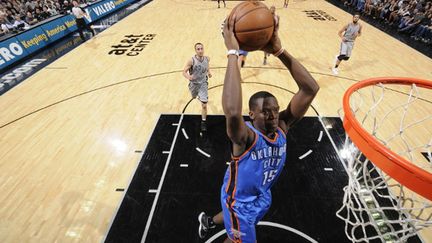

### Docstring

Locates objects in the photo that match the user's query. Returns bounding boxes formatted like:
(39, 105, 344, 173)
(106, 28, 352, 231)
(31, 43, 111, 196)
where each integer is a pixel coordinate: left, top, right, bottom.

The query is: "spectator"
(47, 4, 58, 16)
(39, 6, 51, 19)
(1, 15, 14, 32)
(388, 3, 409, 25)
(55, 2, 62, 13)
(28, 0, 37, 11)
(411, 16, 431, 42)
(379, 0, 393, 19)
(398, 8, 425, 33)
(364, 0, 377, 15)
(13, 14, 29, 30)
(34, 7, 43, 21)
(5, 9, 15, 22)
(62, 0, 72, 14)
(25, 11, 37, 25)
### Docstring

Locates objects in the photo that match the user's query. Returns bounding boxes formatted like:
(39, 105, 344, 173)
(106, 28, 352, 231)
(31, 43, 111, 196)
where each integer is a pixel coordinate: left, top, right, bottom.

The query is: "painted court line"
(324, 168, 333, 171)
(181, 128, 189, 139)
(317, 131, 323, 142)
(299, 149, 313, 160)
(148, 189, 158, 193)
(101, 114, 161, 243)
(196, 147, 211, 158)
(180, 164, 188, 167)
(205, 221, 318, 243)
(318, 116, 348, 172)
(141, 114, 184, 242)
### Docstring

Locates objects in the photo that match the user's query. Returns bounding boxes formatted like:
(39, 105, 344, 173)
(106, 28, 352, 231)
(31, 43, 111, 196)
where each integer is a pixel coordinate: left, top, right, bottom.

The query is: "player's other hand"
(261, 20, 282, 54)
(223, 17, 239, 51)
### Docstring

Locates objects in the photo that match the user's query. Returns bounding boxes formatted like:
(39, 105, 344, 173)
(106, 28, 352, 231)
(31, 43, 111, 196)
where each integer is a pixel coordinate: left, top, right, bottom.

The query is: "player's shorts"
(239, 49, 249, 56)
(339, 41, 354, 57)
(188, 81, 208, 103)
(221, 190, 271, 243)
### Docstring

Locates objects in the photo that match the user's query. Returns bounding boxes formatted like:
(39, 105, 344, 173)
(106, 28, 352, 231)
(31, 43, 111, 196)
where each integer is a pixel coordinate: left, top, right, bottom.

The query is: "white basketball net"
(336, 81, 432, 243)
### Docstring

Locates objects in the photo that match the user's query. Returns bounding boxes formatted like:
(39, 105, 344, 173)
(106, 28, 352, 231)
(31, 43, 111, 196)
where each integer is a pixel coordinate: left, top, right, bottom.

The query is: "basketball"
(228, 1, 275, 51)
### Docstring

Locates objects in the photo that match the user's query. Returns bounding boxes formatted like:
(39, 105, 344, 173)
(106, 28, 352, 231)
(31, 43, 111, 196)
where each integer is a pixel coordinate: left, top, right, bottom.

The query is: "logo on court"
(303, 10, 337, 21)
(108, 34, 156, 56)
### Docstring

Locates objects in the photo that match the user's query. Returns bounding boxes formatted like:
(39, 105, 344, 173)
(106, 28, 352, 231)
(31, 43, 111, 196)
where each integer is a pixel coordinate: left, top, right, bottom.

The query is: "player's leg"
(188, 82, 198, 100)
(343, 42, 353, 62)
(223, 202, 257, 243)
(200, 102, 207, 131)
(333, 42, 348, 75)
(197, 192, 225, 239)
(76, 19, 86, 40)
(78, 28, 85, 41)
(197, 82, 208, 131)
(198, 211, 219, 239)
(85, 23, 95, 36)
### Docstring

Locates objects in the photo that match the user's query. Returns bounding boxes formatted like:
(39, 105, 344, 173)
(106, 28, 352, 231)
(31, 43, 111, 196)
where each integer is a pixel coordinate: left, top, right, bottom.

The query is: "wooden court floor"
(0, 0, 431, 242)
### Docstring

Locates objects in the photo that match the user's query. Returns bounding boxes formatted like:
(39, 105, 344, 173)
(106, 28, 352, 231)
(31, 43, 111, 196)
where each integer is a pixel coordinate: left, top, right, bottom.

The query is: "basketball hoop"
(336, 77, 432, 242)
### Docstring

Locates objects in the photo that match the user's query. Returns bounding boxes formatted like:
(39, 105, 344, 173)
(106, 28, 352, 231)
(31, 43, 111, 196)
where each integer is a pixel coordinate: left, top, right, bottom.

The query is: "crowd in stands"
(341, 0, 432, 44)
(0, 0, 89, 36)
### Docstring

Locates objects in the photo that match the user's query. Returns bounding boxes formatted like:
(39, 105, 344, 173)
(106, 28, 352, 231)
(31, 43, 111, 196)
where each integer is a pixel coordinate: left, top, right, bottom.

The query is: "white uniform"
(188, 55, 209, 103)
(340, 23, 360, 57)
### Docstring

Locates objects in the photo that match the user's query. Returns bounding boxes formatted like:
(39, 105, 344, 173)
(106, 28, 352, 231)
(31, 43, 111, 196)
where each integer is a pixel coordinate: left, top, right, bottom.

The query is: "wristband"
(227, 49, 239, 57)
(273, 48, 285, 57)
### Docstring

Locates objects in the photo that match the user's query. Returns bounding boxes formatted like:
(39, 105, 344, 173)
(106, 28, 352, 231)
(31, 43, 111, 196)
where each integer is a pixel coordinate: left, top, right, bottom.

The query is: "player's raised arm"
(222, 19, 252, 149)
(261, 20, 319, 131)
(277, 51, 319, 130)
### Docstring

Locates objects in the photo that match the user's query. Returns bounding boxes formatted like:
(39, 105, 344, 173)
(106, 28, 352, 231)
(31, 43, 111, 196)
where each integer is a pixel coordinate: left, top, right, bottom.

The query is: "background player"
(332, 12, 363, 75)
(182, 43, 212, 132)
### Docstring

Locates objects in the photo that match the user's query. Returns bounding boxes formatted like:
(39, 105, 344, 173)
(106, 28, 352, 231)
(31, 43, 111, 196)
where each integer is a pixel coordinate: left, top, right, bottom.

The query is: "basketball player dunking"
(182, 43, 212, 132)
(198, 15, 319, 243)
(332, 12, 363, 75)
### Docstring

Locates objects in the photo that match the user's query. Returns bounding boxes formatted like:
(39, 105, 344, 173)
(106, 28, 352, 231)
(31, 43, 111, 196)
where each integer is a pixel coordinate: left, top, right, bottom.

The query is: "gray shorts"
(188, 81, 208, 103)
(340, 41, 354, 57)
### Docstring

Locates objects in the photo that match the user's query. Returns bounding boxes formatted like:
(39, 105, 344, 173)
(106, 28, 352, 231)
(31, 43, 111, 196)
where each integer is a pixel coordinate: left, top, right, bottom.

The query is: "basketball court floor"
(0, 0, 431, 242)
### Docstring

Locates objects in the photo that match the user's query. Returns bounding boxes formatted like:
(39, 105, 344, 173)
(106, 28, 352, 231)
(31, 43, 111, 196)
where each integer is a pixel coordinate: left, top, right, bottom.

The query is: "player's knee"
(337, 55, 346, 60)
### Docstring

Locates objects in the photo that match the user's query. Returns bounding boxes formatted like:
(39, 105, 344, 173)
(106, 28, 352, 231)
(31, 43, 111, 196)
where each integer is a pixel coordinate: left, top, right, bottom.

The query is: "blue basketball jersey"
(222, 122, 287, 204)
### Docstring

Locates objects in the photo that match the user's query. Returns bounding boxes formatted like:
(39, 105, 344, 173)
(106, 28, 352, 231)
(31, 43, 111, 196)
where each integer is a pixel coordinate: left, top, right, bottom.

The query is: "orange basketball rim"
(342, 77, 432, 201)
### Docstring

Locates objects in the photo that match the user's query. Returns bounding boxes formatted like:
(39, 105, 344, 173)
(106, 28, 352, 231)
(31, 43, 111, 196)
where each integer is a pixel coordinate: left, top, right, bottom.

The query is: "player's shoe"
(198, 212, 215, 239)
(332, 67, 339, 75)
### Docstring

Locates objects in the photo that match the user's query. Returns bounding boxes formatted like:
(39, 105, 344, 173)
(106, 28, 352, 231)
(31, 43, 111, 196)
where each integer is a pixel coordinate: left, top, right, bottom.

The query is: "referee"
(72, 1, 95, 41)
